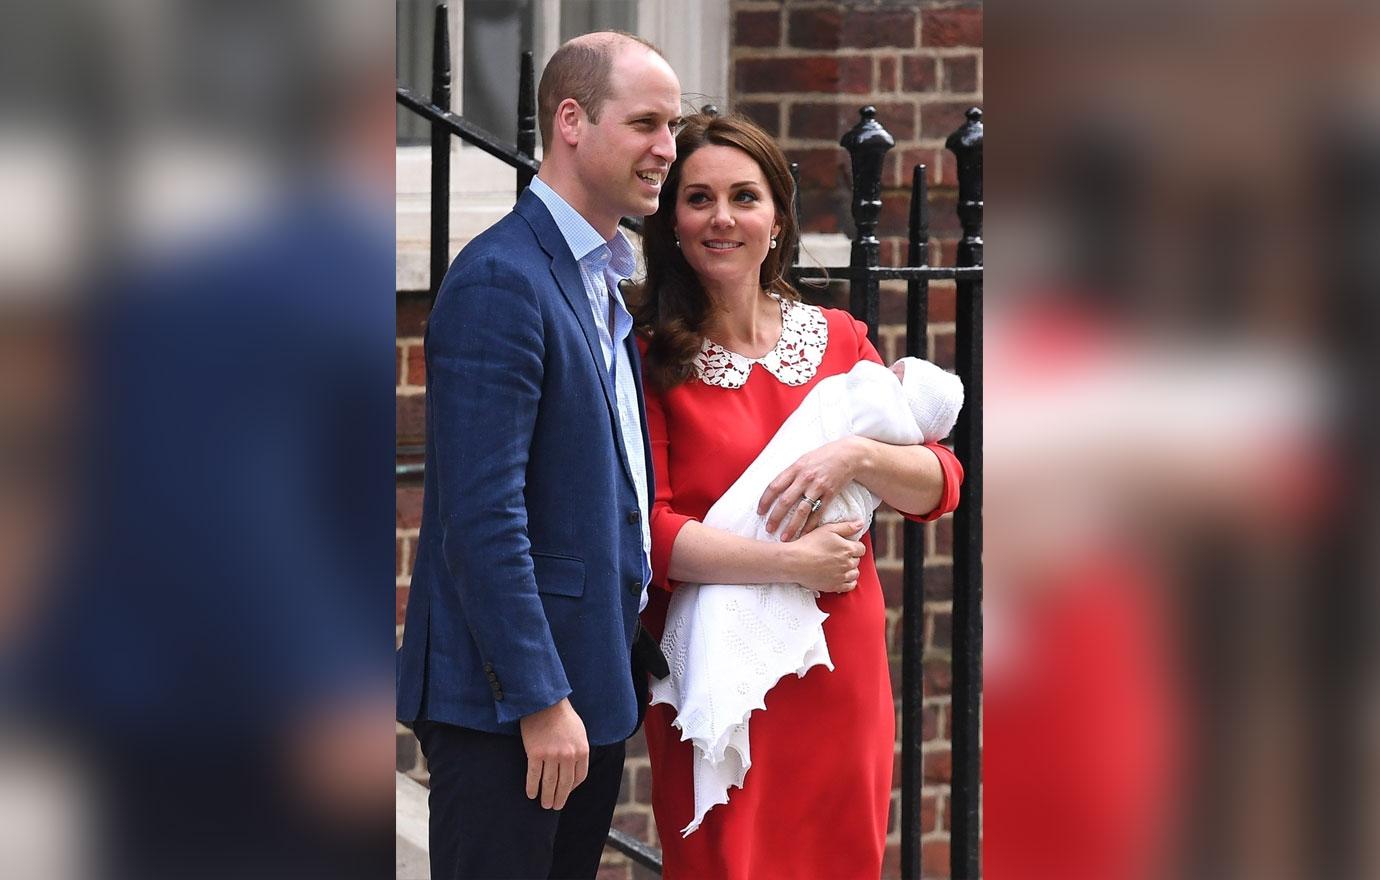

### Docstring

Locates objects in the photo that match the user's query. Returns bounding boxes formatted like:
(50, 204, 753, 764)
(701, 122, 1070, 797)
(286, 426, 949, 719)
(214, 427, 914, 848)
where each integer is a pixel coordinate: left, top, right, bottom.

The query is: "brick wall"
(396, 3, 980, 877)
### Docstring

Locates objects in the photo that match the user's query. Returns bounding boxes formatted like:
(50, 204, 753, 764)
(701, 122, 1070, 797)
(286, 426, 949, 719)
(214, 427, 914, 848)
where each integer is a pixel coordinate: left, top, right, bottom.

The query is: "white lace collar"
(693, 295, 829, 389)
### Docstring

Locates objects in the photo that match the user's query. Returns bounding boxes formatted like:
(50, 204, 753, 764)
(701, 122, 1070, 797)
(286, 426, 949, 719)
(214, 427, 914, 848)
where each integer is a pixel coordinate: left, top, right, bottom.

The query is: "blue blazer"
(396, 190, 654, 746)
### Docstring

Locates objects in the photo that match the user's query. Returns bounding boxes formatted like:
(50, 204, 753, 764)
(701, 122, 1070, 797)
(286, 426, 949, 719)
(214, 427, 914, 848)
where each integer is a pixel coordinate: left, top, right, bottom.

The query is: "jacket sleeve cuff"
(898, 443, 964, 523)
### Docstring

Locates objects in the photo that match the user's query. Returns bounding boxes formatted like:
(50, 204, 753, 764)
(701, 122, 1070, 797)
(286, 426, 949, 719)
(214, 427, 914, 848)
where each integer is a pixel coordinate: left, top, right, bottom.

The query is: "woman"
(633, 112, 964, 879)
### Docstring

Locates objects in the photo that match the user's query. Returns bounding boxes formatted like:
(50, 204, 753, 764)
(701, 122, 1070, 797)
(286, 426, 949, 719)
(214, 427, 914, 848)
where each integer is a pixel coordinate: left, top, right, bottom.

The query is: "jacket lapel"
(515, 192, 636, 487)
(515, 192, 617, 414)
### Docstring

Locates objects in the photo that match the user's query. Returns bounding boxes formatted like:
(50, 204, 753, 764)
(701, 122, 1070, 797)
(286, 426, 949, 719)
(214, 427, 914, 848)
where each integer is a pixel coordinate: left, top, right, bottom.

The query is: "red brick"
(397, 484, 424, 529)
(923, 7, 982, 48)
(893, 147, 945, 190)
(924, 658, 951, 695)
(882, 842, 901, 879)
(931, 610, 952, 650)
(787, 8, 842, 50)
(626, 728, 647, 758)
(936, 238, 958, 268)
(923, 703, 939, 741)
(788, 102, 852, 142)
(737, 56, 851, 94)
(633, 765, 652, 803)
(397, 392, 426, 443)
(922, 100, 971, 140)
(595, 863, 629, 880)
(406, 344, 426, 386)
(879, 56, 898, 92)
(397, 537, 409, 579)
(794, 102, 844, 142)
(943, 55, 978, 93)
(396, 344, 404, 387)
(736, 100, 781, 138)
(921, 793, 938, 832)
(878, 566, 901, 606)
(902, 56, 937, 93)
(839, 56, 873, 94)
(934, 516, 953, 554)
(611, 810, 649, 840)
(397, 292, 430, 337)
(797, 188, 845, 233)
(923, 747, 952, 784)
(906, 282, 953, 325)
(792, 148, 847, 188)
(396, 584, 409, 626)
(734, 9, 780, 48)
(878, 193, 911, 238)
(874, 515, 897, 560)
(923, 564, 951, 600)
(924, 191, 962, 238)
(922, 839, 950, 878)
(842, 9, 916, 49)
(932, 329, 955, 371)
(942, 795, 951, 830)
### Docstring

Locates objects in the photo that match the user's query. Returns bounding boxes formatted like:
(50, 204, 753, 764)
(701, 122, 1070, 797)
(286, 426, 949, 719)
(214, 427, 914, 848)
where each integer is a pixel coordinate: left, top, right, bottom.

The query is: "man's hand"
(518, 698, 589, 810)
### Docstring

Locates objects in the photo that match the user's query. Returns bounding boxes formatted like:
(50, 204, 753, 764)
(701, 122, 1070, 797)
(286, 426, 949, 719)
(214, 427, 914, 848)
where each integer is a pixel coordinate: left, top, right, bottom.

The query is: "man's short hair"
(537, 32, 664, 150)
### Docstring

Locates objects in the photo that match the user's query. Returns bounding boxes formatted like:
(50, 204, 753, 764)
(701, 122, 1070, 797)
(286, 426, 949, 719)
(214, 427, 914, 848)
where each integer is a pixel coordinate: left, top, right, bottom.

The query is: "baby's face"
(889, 360, 906, 382)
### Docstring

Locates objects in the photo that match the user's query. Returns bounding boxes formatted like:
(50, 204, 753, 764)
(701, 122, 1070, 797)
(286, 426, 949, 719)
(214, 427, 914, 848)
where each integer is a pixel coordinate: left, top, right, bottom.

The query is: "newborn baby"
(650, 356, 964, 835)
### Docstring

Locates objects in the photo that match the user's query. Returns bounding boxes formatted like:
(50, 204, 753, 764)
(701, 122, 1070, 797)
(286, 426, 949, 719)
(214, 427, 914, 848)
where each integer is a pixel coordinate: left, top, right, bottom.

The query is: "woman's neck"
(702, 278, 780, 358)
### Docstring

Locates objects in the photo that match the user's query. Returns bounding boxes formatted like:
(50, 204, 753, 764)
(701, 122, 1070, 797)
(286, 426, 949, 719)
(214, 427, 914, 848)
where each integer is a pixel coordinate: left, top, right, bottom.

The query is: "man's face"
(571, 48, 681, 234)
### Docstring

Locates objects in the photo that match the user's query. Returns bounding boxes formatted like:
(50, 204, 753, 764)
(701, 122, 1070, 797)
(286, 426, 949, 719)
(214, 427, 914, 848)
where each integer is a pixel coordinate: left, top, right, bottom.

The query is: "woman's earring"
(770, 236, 778, 250)
(675, 235, 681, 248)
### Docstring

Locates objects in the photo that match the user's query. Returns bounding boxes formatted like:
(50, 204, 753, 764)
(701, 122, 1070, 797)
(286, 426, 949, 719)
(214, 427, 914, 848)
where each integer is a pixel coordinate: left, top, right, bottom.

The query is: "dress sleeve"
(846, 313, 964, 523)
(642, 369, 698, 591)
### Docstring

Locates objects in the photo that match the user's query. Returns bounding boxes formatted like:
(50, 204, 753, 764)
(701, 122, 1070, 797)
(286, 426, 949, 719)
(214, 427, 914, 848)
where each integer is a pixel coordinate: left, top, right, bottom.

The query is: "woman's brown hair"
(632, 111, 801, 391)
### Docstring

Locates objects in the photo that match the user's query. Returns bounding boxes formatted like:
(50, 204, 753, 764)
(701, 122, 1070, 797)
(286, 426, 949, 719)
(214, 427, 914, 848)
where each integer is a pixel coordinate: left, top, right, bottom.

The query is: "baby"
(650, 356, 964, 835)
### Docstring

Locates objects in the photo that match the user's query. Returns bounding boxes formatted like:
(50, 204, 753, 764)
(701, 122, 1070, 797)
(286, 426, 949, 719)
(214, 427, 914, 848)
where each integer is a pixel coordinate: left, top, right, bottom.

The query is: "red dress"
(640, 302, 963, 879)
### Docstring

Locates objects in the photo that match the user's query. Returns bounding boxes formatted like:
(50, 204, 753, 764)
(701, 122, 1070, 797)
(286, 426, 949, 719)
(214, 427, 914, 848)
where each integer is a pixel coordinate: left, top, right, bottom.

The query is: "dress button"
(627, 509, 640, 525)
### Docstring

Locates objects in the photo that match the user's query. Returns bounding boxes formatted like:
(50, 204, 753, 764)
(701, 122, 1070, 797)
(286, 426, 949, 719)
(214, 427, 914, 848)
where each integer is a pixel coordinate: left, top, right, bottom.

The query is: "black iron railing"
(396, 5, 983, 876)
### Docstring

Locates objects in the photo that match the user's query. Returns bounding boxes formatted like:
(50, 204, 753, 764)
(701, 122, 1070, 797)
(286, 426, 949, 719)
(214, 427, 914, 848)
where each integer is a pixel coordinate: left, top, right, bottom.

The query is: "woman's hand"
(759, 437, 864, 540)
(784, 521, 866, 593)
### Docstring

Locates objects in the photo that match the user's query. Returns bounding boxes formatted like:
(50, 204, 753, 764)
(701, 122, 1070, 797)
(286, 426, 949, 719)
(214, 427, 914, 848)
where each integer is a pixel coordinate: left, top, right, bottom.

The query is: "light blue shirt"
(529, 177, 652, 611)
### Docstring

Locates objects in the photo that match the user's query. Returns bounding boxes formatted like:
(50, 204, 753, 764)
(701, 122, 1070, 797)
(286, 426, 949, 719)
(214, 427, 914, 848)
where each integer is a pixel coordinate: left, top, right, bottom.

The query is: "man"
(395, 32, 681, 879)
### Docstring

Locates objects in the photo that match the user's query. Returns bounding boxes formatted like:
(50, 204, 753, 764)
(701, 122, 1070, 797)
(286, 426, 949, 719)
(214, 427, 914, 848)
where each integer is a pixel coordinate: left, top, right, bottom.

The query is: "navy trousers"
(414, 721, 626, 880)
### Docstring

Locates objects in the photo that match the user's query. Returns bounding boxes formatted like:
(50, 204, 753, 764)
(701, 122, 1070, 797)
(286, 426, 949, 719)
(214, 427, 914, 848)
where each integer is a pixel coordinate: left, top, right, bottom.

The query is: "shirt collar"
(529, 176, 635, 278)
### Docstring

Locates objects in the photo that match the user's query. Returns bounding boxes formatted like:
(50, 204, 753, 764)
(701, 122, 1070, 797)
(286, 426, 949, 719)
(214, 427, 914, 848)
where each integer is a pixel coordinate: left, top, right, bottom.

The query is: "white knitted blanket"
(649, 357, 963, 835)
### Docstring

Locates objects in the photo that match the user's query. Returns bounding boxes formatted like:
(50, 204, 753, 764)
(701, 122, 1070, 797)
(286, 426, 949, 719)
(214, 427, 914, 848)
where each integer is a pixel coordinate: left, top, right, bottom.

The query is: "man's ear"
(554, 99, 583, 148)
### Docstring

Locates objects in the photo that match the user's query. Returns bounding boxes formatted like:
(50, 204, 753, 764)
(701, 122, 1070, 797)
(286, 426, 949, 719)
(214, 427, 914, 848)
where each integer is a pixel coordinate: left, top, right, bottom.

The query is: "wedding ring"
(802, 495, 823, 513)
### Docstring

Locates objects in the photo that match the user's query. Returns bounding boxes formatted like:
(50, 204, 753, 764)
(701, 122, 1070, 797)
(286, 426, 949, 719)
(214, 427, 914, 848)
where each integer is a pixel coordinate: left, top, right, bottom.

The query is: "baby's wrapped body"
(650, 357, 964, 835)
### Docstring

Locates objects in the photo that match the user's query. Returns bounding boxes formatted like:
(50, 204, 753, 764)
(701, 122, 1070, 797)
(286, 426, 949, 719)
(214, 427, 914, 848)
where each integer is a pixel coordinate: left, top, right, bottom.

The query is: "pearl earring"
(675, 235, 681, 247)
(770, 236, 778, 250)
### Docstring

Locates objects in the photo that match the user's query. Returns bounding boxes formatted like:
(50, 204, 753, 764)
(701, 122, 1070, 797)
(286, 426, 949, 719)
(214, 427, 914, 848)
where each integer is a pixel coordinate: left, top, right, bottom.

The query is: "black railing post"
(946, 107, 984, 880)
(840, 106, 894, 341)
(429, 1, 452, 306)
(900, 163, 931, 880)
(516, 50, 536, 199)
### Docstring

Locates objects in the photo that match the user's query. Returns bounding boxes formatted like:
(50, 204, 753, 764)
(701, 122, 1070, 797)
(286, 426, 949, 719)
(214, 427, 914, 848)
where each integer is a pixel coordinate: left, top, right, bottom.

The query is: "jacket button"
(627, 579, 641, 596)
(627, 509, 640, 525)
(493, 690, 503, 701)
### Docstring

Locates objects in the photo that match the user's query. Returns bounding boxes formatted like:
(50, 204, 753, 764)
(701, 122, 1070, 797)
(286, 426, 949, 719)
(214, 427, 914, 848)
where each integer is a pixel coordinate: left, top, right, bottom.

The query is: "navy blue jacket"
(396, 190, 654, 746)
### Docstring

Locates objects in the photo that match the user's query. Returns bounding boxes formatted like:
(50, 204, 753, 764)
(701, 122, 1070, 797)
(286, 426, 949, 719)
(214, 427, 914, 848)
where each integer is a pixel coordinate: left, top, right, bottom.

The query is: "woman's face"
(672, 144, 781, 291)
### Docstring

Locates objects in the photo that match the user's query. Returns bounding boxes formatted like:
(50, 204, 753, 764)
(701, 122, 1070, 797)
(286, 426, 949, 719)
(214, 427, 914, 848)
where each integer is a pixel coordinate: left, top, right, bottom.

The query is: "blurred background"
(0, 0, 1377, 878)
(0, 1, 395, 878)
(984, 1, 1378, 878)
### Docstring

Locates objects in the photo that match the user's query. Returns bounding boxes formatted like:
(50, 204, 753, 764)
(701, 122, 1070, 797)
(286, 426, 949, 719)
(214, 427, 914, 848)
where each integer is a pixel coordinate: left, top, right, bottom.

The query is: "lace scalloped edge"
(648, 649, 834, 765)
(679, 739, 750, 837)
